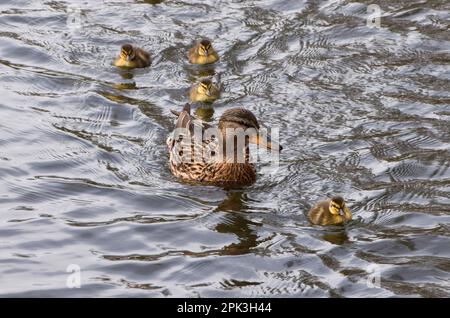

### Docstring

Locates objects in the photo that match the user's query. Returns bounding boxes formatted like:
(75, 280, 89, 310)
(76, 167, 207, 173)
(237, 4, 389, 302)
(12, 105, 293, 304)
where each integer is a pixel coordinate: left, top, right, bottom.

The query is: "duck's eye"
(210, 151, 216, 156)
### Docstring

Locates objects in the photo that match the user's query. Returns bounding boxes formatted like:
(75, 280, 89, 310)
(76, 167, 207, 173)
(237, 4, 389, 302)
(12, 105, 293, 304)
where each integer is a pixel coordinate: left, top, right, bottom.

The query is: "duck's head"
(218, 108, 282, 152)
(329, 196, 352, 219)
(120, 44, 136, 61)
(196, 78, 214, 97)
(197, 39, 215, 57)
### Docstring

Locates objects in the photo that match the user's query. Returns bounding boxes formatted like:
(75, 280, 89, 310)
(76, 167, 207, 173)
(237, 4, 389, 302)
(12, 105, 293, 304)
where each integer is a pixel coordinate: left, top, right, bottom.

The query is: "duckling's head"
(120, 44, 136, 61)
(197, 78, 214, 97)
(329, 196, 351, 219)
(197, 39, 214, 57)
(218, 108, 282, 152)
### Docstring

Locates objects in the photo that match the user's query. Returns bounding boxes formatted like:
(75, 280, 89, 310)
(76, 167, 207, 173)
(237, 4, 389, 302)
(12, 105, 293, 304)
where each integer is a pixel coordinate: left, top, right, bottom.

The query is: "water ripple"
(0, 0, 449, 297)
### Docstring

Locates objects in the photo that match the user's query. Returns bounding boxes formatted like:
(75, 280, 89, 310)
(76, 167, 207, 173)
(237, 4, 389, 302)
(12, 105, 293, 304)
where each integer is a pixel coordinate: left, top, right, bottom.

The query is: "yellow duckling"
(167, 104, 281, 187)
(114, 44, 151, 69)
(189, 78, 220, 103)
(308, 196, 352, 226)
(188, 39, 219, 65)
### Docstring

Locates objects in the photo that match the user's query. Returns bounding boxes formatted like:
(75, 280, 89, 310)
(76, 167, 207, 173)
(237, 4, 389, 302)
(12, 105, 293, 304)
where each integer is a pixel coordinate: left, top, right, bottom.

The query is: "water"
(0, 0, 449, 297)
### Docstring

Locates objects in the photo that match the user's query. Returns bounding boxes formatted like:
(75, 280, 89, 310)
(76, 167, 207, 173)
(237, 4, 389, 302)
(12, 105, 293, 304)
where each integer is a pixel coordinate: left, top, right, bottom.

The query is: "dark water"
(1, 0, 449, 297)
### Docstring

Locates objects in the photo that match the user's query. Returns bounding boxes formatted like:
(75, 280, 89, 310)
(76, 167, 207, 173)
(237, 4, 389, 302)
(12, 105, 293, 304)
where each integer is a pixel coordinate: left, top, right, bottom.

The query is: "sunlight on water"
(0, 0, 449, 297)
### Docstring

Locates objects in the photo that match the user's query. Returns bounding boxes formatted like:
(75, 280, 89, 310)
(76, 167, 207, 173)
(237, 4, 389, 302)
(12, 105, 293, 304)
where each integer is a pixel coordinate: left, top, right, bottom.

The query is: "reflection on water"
(0, 0, 449, 297)
(195, 105, 215, 122)
(215, 191, 261, 256)
(321, 229, 350, 246)
(188, 66, 217, 80)
(118, 71, 135, 81)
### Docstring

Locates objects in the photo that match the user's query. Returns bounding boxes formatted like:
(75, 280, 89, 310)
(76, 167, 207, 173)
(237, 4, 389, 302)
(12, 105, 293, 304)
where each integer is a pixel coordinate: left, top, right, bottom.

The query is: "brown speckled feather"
(167, 105, 257, 187)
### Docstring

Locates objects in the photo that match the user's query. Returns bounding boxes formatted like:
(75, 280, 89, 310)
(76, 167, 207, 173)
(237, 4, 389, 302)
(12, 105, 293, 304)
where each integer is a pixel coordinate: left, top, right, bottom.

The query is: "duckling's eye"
(200, 44, 211, 53)
(331, 202, 341, 210)
(122, 49, 132, 57)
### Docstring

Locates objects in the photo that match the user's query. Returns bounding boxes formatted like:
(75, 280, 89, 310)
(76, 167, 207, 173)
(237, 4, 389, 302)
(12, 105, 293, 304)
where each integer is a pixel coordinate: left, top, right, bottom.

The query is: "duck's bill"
(249, 134, 282, 152)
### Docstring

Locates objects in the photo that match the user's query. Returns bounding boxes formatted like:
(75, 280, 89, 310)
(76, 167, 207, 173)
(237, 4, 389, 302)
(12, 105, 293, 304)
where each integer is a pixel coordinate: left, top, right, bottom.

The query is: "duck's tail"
(170, 103, 190, 118)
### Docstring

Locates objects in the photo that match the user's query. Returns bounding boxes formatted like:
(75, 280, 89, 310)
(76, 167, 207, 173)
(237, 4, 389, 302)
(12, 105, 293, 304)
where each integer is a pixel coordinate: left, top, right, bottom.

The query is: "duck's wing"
(170, 104, 212, 133)
(168, 104, 218, 166)
(168, 104, 192, 151)
(175, 103, 193, 131)
(136, 48, 151, 63)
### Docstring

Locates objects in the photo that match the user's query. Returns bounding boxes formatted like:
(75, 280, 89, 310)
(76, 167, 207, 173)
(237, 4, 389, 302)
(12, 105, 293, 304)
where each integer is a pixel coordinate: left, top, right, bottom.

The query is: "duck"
(189, 78, 220, 103)
(188, 39, 219, 65)
(308, 196, 352, 226)
(114, 44, 151, 69)
(167, 104, 281, 187)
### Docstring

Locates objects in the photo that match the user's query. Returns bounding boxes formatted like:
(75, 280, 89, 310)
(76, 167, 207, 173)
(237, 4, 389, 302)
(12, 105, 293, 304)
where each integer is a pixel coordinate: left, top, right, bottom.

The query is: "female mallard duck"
(114, 44, 151, 68)
(188, 39, 219, 65)
(189, 78, 220, 103)
(308, 196, 352, 226)
(167, 104, 281, 187)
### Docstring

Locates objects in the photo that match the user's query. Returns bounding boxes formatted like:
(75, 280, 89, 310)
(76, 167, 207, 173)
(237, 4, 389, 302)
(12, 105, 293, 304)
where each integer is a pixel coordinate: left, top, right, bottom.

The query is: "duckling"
(167, 104, 281, 187)
(114, 44, 151, 69)
(189, 78, 220, 103)
(308, 196, 352, 226)
(188, 39, 219, 65)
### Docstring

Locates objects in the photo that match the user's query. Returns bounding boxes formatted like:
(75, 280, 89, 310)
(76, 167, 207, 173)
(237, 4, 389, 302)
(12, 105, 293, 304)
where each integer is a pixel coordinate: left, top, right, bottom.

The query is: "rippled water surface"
(1, 0, 449, 297)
